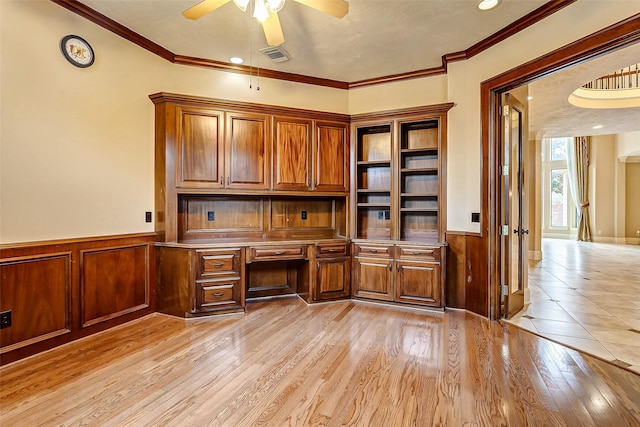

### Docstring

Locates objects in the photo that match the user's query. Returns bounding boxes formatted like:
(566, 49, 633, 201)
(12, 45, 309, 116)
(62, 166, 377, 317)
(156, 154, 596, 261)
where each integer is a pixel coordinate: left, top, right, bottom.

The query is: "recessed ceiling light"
(477, 0, 500, 11)
(229, 57, 244, 64)
(593, 125, 603, 129)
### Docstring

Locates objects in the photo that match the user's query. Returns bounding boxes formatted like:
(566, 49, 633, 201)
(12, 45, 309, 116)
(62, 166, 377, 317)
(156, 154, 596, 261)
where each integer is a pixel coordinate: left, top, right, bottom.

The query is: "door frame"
(481, 15, 640, 320)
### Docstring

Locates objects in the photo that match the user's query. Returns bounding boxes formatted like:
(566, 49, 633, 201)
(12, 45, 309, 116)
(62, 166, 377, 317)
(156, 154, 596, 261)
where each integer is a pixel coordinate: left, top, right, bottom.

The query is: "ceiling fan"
(183, 0, 349, 46)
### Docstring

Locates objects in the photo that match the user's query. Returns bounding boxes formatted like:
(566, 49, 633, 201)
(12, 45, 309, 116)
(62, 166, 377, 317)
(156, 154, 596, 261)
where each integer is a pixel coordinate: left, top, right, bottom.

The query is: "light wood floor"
(2, 298, 640, 426)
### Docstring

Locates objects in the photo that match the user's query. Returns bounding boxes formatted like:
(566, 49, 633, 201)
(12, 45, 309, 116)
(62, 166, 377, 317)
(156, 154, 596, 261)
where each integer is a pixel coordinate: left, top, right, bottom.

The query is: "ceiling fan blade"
(292, 0, 349, 18)
(262, 12, 285, 46)
(183, 0, 232, 20)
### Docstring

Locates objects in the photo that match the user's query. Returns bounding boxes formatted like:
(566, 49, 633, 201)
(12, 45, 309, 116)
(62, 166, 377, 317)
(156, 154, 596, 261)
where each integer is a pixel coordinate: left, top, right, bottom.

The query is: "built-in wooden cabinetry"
(150, 93, 350, 316)
(351, 104, 453, 309)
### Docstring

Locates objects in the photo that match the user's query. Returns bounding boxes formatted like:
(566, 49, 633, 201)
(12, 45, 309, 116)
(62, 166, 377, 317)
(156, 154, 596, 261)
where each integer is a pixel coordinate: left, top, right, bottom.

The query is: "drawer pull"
(212, 263, 224, 267)
(274, 251, 285, 255)
(412, 251, 423, 255)
(328, 249, 337, 253)
(213, 293, 224, 298)
(370, 249, 378, 253)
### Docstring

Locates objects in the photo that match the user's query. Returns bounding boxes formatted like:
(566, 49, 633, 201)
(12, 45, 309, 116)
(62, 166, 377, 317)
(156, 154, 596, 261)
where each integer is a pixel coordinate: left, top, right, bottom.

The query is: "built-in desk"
(155, 239, 350, 318)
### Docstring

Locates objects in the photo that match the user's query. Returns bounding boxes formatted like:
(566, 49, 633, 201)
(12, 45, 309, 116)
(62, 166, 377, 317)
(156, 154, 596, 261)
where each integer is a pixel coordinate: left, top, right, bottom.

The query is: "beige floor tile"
(557, 301, 612, 316)
(570, 314, 630, 329)
(541, 334, 616, 361)
(599, 341, 640, 366)
(530, 319, 594, 340)
(522, 306, 576, 322)
(584, 326, 640, 347)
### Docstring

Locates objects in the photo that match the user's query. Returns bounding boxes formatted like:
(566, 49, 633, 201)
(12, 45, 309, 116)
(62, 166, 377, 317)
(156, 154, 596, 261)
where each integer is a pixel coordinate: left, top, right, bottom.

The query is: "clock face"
(60, 35, 95, 68)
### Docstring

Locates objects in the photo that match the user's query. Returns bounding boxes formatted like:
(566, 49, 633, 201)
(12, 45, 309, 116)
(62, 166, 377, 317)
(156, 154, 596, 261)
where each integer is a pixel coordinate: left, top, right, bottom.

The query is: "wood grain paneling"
(178, 108, 224, 188)
(272, 117, 311, 191)
(0, 233, 155, 365)
(80, 245, 150, 327)
(0, 253, 71, 353)
(226, 112, 270, 189)
(315, 122, 349, 192)
(445, 232, 466, 309)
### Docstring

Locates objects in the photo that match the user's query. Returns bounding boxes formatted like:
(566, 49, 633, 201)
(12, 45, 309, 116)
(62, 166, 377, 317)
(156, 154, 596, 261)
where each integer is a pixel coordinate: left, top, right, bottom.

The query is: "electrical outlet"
(301, 210, 307, 220)
(0, 311, 11, 329)
(207, 211, 215, 221)
(145, 211, 152, 223)
(471, 212, 480, 223)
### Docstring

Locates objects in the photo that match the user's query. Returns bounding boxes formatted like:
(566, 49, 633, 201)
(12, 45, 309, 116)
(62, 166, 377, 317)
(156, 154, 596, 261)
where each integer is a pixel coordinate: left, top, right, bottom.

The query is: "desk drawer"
(316, 243, 349, 258)
(196, 279, 242, 311)
(248, 245, 307, 262)
(395, 245, 440, 261)
(197, 249, 241, 278)
(353, 243, 393, 258)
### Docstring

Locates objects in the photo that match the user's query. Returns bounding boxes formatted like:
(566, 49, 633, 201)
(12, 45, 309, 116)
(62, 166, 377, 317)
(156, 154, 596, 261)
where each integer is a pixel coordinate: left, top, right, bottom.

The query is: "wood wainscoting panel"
(445, 232, 488, 316)
(80, 244, 150, 328)
(0, 253, 72, 353)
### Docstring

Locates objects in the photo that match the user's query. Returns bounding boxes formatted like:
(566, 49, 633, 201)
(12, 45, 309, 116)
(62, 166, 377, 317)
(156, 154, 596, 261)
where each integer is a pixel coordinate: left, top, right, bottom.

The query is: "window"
(542, 137, 576, 234)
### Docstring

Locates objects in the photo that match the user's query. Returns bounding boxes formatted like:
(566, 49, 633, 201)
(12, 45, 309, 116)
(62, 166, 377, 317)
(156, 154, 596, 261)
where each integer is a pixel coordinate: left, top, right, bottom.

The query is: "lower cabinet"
(352, 242, 445, 308)
(156, 246, 245, 317)
(312, 243, 351, 301)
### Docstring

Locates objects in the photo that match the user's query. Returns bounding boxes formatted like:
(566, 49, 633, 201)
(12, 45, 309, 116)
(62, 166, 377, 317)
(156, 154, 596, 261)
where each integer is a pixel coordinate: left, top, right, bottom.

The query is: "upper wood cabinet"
(272, 116, 312, 191)
(177, 107, 225, 189)
(315, 121, 349, 192)
(226, 112, 270, 190)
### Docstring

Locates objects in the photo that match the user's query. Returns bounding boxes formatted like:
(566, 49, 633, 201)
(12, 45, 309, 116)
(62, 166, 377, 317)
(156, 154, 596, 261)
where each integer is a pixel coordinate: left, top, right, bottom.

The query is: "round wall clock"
(60, 35, 95, 68)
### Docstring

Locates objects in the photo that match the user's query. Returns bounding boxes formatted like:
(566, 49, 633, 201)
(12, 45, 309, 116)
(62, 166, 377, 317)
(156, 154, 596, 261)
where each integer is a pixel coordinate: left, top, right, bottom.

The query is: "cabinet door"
(177, 107, 225, 188)
(316, 257, 350, 301)
(352, 256, 393, 301)
(395, 260, 441, 306)
(314, 122, 348, 192)
(272, 117, 311, 191)
(225, 112, 270, 189)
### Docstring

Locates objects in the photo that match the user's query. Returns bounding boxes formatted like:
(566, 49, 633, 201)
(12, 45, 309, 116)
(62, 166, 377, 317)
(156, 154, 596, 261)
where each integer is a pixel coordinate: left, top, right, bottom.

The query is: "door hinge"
(501, 284, 509, 295)
(500, 225, 509, 236)
(502, 105, 510, 116)
(502, 165, 509, 176)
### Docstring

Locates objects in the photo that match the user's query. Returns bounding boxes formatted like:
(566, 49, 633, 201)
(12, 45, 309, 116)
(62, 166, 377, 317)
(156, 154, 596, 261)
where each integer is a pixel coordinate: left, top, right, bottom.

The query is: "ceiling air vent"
(260, 46, 290, 63)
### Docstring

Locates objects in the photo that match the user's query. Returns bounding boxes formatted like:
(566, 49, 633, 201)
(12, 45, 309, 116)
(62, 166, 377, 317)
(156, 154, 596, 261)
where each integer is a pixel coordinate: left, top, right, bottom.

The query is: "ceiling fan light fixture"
(477, 0, 500, 11)
(253, 0, 270, 22)
(233, 0, 250, 12)
(266, 0, 285, 13)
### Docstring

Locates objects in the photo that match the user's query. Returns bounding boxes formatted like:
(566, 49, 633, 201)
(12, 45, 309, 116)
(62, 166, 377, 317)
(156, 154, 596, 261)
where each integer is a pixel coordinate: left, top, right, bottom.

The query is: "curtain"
(567, 136, 592, 241)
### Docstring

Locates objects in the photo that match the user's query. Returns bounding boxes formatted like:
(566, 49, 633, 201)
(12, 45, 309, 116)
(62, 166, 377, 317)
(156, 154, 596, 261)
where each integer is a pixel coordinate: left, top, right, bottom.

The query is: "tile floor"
(504, 238, 640, 374)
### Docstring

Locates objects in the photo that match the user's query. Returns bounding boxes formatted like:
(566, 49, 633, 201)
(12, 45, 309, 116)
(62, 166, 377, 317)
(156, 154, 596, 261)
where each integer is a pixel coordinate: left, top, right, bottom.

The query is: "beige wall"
(2, 0, 639, 243)
(0, 1, 347, 243)
(626, 162, 640, 239)
(590, 135, 618, 239)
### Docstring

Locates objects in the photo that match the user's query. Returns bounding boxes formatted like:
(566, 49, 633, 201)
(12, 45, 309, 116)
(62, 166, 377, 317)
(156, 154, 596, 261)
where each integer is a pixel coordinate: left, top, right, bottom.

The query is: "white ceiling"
(74, 0, 640, 136)
(81, 0, 548, 82)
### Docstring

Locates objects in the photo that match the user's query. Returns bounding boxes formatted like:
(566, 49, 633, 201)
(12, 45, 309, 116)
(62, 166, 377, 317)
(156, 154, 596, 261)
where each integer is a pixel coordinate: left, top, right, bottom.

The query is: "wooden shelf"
(358, 189, 391, 194)
(357, 203, 391, 208)
(401, 147, 438, 154)
(400, 208, 438, 212)
(400, 168, 438, 174)
(357, 160, 391, 166)
(400, 193, 438, 198)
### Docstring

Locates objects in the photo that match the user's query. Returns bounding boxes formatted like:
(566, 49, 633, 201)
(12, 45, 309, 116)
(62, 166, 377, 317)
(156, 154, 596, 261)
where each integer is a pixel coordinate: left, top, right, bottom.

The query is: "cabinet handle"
(213, 263, 224, 268)
(219, 176, 223, 185)
(226, 177, 230, 186)
(213, 293, 224, 298)
(397, 264, 401, 272)
(388, 263, 392, 271)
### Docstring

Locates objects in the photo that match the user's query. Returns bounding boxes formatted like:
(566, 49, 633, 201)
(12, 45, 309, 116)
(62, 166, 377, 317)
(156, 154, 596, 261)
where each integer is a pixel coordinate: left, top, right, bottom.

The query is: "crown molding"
(51, 0, 576, 90)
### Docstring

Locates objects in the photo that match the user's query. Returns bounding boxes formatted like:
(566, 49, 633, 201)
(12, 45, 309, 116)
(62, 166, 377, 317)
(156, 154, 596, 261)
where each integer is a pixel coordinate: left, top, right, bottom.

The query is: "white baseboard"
(592, 237, 628, 244)
(524, 287, 531, 305)
(528, 250, 542, 260)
